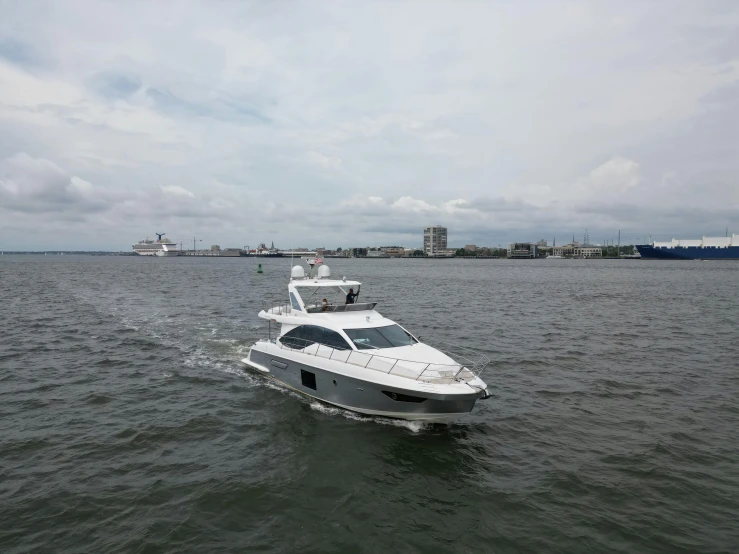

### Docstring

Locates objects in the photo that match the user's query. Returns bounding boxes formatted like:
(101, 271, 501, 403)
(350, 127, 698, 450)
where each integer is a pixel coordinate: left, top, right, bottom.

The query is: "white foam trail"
(308, 401, 430, 433)
(221, 365, 260, 385)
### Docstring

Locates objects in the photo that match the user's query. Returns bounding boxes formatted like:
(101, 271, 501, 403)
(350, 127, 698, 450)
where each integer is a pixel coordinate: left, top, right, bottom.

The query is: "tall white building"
(423, 226, 448, 255)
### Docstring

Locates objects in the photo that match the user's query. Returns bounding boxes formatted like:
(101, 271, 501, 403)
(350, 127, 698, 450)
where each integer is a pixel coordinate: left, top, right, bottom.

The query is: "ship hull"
(244, 347, 481, 423)
(133, 249, 180, 256)
(636, 245, 739, 260)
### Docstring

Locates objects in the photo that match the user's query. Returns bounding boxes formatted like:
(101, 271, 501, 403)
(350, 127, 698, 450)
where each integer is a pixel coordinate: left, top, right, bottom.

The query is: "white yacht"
(242, 262, 491, 423)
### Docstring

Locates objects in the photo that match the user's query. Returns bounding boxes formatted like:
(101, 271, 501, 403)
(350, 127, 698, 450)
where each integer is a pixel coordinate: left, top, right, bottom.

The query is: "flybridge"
(289, 261, 361, 290)
(291, 278, 362, 288)
(259, 260, 375, 319)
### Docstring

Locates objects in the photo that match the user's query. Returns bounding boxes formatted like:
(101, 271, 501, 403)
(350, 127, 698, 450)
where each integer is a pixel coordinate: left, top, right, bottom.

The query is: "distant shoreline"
(0, 251, 643, 260)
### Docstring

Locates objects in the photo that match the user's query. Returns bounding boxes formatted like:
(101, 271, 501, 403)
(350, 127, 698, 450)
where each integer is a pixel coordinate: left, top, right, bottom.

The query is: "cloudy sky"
(1, 0, 737, 251)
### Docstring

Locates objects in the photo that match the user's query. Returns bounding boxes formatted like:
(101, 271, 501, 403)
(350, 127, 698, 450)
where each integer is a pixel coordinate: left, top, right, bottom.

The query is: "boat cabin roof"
(291, 278, 361, 288)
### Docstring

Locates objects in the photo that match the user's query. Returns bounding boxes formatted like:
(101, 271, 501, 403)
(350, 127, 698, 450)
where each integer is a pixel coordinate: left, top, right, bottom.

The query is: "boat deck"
(257, 338, 488, 385)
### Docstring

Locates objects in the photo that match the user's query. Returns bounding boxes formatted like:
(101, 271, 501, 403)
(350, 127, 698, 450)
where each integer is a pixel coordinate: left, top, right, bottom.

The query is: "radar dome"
(317, 265, 331, 279)
(291, 265, 305, 279)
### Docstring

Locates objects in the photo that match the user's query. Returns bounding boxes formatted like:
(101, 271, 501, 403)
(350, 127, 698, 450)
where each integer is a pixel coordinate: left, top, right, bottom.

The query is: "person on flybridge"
(345, 288, 357, 304)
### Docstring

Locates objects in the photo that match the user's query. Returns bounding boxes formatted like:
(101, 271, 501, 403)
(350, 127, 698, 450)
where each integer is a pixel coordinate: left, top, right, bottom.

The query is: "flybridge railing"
(261, 297, 377, 315)
(305, 303, 377, 313)
(259, 335, 490, 384)
(262, 297, 293, 316)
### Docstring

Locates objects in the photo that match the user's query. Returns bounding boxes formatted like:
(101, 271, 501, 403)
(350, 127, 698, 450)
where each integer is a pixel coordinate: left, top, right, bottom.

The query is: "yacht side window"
(281, 325, 311, 348)
(316, 327, 352, 350)
(344, 325, 417, 350)
(280, 325, 352, 351)
(289, 292, 302, 312)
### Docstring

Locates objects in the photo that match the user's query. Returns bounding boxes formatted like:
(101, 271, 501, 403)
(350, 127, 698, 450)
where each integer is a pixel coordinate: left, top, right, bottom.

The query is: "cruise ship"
(636, 234, 739, 260)
(132, 233, 180, 256)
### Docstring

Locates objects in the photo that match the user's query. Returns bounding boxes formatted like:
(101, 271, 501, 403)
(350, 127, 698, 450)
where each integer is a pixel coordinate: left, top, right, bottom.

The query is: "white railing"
(259, 336, 490, 384)
(262, 297, 293, 316)
(261, 298, 376, 315)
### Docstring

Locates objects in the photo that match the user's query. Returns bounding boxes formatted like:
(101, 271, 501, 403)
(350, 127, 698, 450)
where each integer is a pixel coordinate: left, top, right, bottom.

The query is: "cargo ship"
(636, 234, 739, 260)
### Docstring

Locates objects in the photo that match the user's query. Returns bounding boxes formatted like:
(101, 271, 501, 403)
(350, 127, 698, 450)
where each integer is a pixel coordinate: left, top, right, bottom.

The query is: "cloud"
(89, 72, 141, 99)
(0, 153, 110, 214)
(0, 1, 737, 250)
(0, 39, 47, 68)
(391, 196, 436, 213)
(578, 157, 643, 194)
(161, 185, 195, 198)
(305, 151, 342, 170)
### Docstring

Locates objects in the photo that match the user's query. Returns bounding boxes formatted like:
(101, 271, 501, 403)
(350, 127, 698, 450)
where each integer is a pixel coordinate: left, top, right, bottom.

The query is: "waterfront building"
(552, 245, 602, 258)
(464, 244, 477, 252)
(507, 243, 539, 258)
(423, 226, 448, 255)
(575, 246, 602, 258)
(380, 246, 405, 257)
(552, 245, 574, 257)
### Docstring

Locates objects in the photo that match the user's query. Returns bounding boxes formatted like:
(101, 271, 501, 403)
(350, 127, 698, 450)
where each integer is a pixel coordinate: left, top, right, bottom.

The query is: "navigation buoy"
(257, 263, 263, 274)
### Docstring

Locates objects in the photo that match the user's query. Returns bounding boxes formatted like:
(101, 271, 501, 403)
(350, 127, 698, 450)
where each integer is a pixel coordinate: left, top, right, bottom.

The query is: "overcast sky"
(1, 1, 737, 250)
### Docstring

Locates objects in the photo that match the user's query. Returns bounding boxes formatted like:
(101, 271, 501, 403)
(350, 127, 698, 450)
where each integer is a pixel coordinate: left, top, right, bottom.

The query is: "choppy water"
(1, 255, 737, 553)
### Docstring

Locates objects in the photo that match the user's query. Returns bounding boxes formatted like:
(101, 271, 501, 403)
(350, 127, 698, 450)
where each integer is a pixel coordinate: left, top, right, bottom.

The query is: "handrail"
(305, 302, 377, 313)
(261, 335, 490, 384)
(262, 296, 292, 316)
(262, 296, 377, 315)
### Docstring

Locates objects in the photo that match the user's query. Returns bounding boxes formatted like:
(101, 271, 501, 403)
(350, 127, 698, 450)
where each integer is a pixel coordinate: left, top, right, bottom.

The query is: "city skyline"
(1, 1, 737, 251)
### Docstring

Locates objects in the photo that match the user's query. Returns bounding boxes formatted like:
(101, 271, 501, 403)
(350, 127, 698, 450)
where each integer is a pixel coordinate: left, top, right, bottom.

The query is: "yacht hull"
(245, 347, 481, 423)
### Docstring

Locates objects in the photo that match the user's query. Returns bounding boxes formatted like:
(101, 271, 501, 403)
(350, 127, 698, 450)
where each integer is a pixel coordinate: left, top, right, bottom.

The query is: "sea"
(0, 255, 737, 553)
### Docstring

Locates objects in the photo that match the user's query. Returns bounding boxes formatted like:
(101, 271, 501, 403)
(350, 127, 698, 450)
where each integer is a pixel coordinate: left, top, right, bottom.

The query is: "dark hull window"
(381, 391, 427, 403)
(301, 370, 317, 390)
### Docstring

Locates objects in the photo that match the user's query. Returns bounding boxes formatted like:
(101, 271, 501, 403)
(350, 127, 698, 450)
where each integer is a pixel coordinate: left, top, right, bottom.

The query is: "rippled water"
(1, 255, 737, 553)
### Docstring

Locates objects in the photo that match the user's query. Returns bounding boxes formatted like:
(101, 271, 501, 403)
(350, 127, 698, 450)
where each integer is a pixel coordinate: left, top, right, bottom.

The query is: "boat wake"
(307, 401, 430, 432)
(48, 274, 439, 431)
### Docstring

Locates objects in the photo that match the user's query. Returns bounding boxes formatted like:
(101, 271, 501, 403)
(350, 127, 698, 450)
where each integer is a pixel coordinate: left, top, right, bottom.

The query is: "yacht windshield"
(344, 325, 417, 350)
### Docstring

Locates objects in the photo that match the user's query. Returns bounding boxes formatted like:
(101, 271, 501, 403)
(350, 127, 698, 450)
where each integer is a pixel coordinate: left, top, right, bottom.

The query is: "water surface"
(1, 256, 737, 553)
